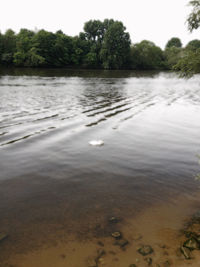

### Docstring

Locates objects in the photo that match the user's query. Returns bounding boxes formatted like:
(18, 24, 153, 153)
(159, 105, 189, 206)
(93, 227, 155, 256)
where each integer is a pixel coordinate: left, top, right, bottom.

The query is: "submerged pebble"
(87, 258, 97, 267)
(183, 237, 200, 250)
(115, 238, 129, 248)
(0, 232, 8, 243)
(97, 241, 104, 247)
(111, 231, 122, 239)
(145, 257, 152, 265)
(180, 246, 191, 259)
(97, 248, 105, 259)
(109, 216, 119, 223)
(138, 245, 154, 256)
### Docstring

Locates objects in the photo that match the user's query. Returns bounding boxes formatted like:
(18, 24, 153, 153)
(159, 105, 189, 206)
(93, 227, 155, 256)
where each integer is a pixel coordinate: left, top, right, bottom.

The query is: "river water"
(0, 69, 200, 266)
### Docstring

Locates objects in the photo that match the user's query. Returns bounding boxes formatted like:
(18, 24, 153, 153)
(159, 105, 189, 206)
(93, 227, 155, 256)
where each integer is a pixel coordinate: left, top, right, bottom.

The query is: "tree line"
(0, 18, 200, 74)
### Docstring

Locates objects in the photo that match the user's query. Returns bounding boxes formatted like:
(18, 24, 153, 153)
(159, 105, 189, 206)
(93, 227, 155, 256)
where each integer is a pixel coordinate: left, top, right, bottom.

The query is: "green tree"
(174, 48, 200, 76)
(83, 20, 101, 66)
(0, 32, 3, 64)
(164, 47, 183, 69)
(1, 29, 16, 65)
(165, 37, 182, 48)
(84, 52, 98, 66)
(26, 47, 45, 66)
(174, 1, 200, 76)
(13, 29, 38, 66)
(70, 36, 87, 66)
(100, 21, 131, 69)
(186, 39, 200, 50)
(84, 20, 105, 43)
(83, 19, 116, 67)
(53, 32, 74, 66)
(131, 40, 165, 70)
(16, 29, 34, 52)
(32, 30, 57, 66)
(14, 47, 45, 67)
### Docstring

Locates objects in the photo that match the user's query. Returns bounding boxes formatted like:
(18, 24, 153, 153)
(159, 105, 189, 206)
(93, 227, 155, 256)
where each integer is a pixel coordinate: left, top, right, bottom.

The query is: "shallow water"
(0, 68, 200, 266)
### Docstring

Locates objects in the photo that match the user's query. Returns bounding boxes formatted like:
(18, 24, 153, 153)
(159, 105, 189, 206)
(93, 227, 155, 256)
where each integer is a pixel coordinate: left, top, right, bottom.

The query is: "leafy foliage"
(187, 0, 200, 32)
(173, 48, 200, 77)
(174, 0, 200, 76)
(131, 40, 165, 70)
(0, 17, 197, 72)
(186, 39, 200, 50)
(164, 47, 183, 69)
(100, 21, 131, 69)
(165, 37, 182, 48)
(0, 29, 16, 65)
(13, 29, 44, 67)
(0, 19, 132, 69)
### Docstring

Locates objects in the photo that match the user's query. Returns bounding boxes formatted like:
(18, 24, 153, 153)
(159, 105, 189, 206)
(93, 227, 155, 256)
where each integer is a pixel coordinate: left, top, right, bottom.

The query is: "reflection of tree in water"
(0, 68, 158, 78)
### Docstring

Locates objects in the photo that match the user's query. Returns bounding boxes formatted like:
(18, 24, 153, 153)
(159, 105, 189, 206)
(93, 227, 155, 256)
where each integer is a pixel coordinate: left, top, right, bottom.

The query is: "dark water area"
(0, 68, 200, 265)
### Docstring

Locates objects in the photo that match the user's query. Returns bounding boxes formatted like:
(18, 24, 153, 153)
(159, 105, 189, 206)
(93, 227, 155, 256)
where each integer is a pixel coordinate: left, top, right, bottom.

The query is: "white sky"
(1, 0, 200, 49)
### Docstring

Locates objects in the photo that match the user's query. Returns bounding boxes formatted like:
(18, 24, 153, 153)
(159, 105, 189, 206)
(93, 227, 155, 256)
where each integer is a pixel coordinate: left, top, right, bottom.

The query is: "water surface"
(0, 69, 200, 266)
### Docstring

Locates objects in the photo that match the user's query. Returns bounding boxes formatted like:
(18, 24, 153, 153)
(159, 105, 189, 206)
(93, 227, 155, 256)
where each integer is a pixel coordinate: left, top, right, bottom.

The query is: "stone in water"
(0, 233, 8, 242)
(138, 245, 154, 256)
(115, 238, 129, 248)
(183, 237, 200, 250)
(180, 246, 191, 259)
(111, 231, 122, 239)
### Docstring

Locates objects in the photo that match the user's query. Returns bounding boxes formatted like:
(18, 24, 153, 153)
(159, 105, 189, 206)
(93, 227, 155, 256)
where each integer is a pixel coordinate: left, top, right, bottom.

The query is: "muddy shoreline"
(0, 175, 200, 267)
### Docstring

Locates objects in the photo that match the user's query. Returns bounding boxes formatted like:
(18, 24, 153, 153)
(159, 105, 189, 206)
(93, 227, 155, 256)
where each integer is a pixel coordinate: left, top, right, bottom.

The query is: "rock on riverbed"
(0, 232, 8, 243)
(138, 245, 154, 256)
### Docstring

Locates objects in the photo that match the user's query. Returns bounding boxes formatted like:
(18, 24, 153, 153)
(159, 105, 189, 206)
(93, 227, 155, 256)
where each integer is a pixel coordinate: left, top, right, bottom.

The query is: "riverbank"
(1, 187, 200, 267)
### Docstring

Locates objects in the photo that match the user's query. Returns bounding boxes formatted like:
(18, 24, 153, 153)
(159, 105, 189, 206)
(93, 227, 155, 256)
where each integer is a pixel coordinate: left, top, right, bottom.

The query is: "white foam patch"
(89, 140, 104, 146)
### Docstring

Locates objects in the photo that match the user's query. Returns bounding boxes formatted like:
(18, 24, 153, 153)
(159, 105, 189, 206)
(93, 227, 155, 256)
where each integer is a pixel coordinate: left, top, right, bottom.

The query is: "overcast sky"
(1, 0, 200, 49)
